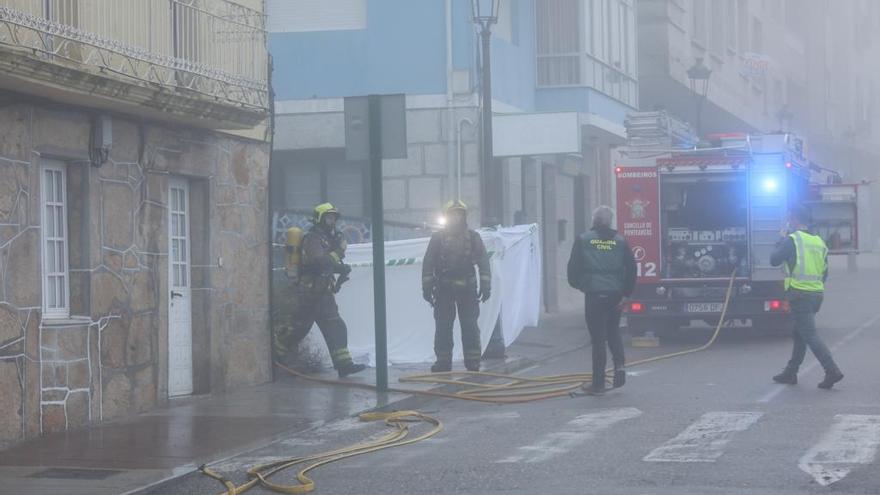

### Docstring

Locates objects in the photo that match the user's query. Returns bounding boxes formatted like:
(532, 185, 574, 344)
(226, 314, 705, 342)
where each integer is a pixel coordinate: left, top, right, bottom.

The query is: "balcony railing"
(0, 0, 268, 113)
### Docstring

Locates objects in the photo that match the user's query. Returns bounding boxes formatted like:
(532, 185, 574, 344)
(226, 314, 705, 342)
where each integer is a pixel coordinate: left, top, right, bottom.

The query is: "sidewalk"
(0, 311, 589, 495)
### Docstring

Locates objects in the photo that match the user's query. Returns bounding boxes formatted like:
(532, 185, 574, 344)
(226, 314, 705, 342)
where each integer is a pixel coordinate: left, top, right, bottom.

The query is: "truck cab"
(616, 133, 810, 334)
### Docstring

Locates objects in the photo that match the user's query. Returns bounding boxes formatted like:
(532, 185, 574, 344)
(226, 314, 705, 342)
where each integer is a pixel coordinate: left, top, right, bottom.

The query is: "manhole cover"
(29, 468, 122, 480)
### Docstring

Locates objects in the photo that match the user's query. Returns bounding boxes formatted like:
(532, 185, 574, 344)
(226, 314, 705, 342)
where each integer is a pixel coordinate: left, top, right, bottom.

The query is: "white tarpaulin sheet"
(300, 225, 542, 366)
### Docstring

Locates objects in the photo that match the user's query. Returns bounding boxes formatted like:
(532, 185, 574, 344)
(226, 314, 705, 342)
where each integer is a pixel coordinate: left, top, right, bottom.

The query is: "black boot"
(613, 368, 626, 389)
(817, 369, 844, 389)
(337, 362, 366, 378)
(464, 360, 481, 372)
(431, 360, 452, 373)
(773, 370, 798, 385)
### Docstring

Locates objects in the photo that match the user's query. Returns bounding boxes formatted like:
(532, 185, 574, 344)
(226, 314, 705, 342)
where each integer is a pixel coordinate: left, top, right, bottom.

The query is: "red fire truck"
(615, 132, 815, 334)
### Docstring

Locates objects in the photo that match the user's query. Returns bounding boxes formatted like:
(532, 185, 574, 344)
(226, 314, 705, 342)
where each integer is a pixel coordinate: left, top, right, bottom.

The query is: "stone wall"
(381, 107, 482, 228)
(273, 105, 483, 231)
(0, 99, 271, 446)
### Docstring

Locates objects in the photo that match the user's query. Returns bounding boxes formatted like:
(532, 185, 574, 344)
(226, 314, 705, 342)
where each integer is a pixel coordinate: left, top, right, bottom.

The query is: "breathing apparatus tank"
(285, 226, 305, 280)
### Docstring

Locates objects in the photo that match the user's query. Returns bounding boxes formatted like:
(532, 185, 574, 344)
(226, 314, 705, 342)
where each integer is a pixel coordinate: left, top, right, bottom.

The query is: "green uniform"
(567, 226, 637, 390)
(422, 227, 490, 370)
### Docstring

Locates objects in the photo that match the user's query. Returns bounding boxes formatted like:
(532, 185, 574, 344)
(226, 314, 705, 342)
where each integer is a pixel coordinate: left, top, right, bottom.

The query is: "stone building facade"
(0, 0, 271, 446)
(0, 102, 271, 445)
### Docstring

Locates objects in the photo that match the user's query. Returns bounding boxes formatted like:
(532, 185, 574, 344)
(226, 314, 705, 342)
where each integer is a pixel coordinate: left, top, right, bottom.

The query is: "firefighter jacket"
(299, 225, 347, 293)
(567, 227, 637, 296)
(422, 228, 490, 291)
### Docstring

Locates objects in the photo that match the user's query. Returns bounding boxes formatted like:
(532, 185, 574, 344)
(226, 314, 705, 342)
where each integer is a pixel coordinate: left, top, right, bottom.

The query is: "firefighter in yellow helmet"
(422, 200, 491, 372)
(277, 203, 366, 377)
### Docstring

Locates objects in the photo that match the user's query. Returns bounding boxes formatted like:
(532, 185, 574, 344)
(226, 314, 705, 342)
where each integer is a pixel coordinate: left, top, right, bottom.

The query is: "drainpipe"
(266, 52, 277, 382)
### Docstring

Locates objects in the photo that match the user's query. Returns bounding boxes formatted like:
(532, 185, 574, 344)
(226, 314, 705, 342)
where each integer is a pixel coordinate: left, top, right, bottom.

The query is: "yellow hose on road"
(201, 410, 442, 494)
(206, 272, 737, 493)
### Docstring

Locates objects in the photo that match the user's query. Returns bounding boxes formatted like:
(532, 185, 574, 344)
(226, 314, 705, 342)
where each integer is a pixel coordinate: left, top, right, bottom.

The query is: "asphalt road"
(155, 269, 880, 495)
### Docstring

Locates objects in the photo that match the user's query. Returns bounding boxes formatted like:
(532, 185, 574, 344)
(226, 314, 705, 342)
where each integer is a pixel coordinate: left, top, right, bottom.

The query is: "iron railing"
(0, 0, 268, 111)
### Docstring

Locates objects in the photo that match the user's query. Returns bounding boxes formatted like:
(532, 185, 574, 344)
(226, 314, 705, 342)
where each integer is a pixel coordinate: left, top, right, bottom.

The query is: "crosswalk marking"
(799, 414, 880, 486)
(643, 411, 763, 463)
(496, 407, 642, 464)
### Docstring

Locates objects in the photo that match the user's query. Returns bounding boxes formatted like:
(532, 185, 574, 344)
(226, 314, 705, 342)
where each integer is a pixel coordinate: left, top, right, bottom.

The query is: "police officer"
(277, 203, 366, 378)
(567, 206, 637, 395)
(770, 205, 843, 389)
(422, 201, 491, 373)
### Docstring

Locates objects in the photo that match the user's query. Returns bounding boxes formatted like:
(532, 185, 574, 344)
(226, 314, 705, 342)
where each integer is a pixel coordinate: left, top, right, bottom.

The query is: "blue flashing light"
(761, 177, 779, 193)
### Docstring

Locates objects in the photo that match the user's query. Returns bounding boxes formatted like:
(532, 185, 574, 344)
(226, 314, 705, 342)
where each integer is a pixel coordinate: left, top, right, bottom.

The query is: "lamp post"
(471, 0, 501, 226)
(686, 57, 712, 140)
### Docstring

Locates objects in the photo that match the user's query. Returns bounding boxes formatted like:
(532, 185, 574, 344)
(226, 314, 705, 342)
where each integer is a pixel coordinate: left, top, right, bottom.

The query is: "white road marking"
(758, 313, 880, 403)
(799, 414, 880, 487)
(496, 407, 642, 464)
(643, 411, 763, 463)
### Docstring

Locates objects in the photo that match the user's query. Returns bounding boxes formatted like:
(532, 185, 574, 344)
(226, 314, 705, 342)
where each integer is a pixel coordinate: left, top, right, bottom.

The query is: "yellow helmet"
(444, 200, 468, 214)
(313, 202, 339, 223)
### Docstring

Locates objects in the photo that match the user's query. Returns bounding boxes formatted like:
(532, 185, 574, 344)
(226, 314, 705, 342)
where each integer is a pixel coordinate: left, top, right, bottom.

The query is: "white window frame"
(40, 161, 70, 319)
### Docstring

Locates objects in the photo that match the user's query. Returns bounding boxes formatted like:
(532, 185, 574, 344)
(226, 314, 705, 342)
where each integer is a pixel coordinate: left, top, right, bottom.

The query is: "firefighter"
(567, 206, 637, 395)
(770, 205, 843, 389)
(277, 203, 366, 378)
(422, 200, 491, 373)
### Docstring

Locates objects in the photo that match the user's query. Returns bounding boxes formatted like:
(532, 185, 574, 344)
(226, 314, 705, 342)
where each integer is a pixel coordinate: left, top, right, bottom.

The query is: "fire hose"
(202, 271, 737, 493)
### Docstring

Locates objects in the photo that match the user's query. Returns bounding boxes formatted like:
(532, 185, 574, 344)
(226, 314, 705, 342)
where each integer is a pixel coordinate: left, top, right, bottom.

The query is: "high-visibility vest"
(784, 231, 827, 292)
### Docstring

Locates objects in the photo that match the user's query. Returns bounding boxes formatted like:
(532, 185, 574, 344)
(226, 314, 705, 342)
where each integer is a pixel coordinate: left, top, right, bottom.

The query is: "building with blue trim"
(268, 0, 638, 311)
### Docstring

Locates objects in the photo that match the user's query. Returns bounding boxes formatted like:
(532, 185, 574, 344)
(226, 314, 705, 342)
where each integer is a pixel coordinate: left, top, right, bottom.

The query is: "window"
(536, 0, 637, 106)
(536, 0, 581, 86)
(41, 162, 70, 319)
(267, 0, 366, 33)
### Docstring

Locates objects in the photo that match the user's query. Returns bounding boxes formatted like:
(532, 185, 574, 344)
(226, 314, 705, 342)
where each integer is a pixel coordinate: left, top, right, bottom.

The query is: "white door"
(168, 178, 193, 397)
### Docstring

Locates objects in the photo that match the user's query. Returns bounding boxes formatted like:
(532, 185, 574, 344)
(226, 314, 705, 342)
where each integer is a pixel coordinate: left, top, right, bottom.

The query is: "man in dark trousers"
(422, 200, 491, 373)
(567, 206, 637, 395)
(770, 205, 843, 389)
(278, 203, 366, 378)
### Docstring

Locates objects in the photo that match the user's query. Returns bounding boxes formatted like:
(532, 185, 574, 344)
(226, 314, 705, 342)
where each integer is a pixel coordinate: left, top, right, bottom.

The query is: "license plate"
(685, 302, 724, 313)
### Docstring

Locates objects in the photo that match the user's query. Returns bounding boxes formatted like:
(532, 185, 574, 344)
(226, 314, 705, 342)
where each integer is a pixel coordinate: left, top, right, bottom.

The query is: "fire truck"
(615, 123, 827, 334)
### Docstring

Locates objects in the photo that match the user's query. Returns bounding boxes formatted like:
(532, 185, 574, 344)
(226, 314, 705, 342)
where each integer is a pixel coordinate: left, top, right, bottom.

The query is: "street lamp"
(471, 0, 501, 226)
(686, 57, 712, 139)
